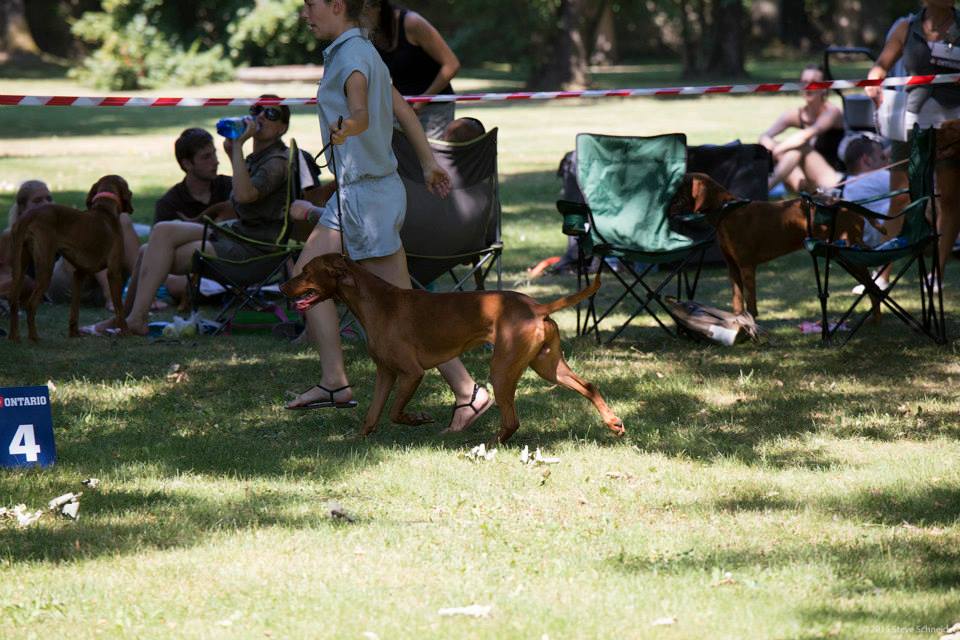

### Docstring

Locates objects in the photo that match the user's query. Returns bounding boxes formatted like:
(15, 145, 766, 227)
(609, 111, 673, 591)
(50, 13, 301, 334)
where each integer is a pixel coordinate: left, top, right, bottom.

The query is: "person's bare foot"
(125, 320, 149, 336)
(443, 384, 493, 433)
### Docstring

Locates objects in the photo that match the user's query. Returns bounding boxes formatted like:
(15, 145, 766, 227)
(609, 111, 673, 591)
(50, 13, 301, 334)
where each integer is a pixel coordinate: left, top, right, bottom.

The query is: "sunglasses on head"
(250, 105, 284, 121)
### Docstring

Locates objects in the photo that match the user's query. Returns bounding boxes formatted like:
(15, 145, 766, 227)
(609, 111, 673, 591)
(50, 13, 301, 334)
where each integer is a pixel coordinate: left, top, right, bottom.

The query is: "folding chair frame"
(577, 247, 708, 344)
(407, 243, 503, 292)
(808, 234, 945, 346)
(804, 125, 947, 346)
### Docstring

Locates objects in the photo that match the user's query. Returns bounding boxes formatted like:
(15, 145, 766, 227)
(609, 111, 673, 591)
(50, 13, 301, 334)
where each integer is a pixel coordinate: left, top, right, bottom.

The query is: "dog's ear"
(668, 175, 695, 215)
(117, 177, 134, 214)
(85, 179, 101, 210)
(330, 254, 356, 287)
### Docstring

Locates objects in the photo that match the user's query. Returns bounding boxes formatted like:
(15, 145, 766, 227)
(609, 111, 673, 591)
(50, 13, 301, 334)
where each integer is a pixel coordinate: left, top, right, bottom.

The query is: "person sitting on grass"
(760, 64, 845, 195)
(153, 127, 236, 306)
(82, 97, 291, 336)
(154, 128, 234, 225)
(0, 180, 51, 302)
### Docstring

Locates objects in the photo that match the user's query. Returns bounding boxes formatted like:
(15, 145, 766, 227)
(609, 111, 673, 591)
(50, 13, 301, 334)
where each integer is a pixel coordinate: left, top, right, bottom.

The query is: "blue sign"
(0, 386, 56, 468)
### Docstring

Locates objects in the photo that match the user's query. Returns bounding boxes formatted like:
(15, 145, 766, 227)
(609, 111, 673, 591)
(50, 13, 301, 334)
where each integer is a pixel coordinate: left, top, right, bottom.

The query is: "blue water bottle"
(216, 116, 252, 139)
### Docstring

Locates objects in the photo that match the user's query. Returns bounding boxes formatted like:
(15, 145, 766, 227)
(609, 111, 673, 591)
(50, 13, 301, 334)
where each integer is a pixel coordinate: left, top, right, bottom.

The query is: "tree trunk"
(527, 0, 589, 91)
(778, 0, 816, 51)
(0, 0, 40, 57)
(706, 0, 746, 77)
(588, 2, 617, 66)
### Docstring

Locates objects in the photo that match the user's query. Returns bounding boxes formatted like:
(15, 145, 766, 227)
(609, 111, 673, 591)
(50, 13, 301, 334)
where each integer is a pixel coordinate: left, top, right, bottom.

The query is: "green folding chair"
(556, 133, 713, 343)
(803, 125, 946, 346)
(190, 139, 304, 334)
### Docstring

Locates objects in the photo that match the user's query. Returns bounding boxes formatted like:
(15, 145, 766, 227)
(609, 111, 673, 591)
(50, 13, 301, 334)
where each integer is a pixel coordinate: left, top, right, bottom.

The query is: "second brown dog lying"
(281, 253, 625, 443)
(671, 173, 883, 317)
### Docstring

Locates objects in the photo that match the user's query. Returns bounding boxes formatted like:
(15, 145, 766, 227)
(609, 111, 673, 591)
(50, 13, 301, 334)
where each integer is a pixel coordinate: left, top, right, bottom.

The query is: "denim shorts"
(316, 172, 406, 261)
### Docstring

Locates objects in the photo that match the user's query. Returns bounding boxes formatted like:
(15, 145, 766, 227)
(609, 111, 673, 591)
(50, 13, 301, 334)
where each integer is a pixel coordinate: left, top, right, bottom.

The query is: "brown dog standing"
(281, 254, 625, 444)
(9, 175, 133, 341)
(672, 173, 883, 318)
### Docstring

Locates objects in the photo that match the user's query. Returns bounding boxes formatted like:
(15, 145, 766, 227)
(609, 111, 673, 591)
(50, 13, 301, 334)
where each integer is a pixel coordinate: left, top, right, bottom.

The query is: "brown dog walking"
(8, 175, 133, 341)
(281, 253, 624, 443)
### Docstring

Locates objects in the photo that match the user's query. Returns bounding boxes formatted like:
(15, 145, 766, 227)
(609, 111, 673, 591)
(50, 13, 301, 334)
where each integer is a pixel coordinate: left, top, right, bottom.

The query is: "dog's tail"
(535, 270, 601, 316)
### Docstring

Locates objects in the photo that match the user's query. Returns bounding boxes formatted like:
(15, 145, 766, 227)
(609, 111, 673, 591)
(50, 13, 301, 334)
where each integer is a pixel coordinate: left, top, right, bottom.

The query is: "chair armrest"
(556, 199, 589, 236)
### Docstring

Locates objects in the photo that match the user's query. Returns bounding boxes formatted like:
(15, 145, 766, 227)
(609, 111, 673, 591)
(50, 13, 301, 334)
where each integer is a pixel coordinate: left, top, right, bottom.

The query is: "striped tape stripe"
(0, 73, 957, 107)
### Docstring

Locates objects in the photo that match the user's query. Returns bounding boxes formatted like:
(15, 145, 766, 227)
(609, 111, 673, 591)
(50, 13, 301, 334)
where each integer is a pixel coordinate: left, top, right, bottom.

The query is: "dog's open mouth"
(292, 290, 323, 312)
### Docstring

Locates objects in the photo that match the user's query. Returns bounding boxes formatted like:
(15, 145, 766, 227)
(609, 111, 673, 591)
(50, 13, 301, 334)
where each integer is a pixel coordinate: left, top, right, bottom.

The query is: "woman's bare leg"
(769, 148, 804, 190)
(285, 226, 353, 408)
(800, 149, 841, 190)
(124, 221, 208, 334)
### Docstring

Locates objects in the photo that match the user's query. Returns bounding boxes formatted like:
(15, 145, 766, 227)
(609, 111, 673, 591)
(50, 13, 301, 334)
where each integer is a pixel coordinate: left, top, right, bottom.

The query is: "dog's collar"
(91, 191, 123, 208)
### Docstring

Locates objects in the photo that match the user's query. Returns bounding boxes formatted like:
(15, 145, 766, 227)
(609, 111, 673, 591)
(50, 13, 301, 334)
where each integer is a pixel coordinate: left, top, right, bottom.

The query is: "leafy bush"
(69, 0, 234, 90)
(227, 0, 319, 67)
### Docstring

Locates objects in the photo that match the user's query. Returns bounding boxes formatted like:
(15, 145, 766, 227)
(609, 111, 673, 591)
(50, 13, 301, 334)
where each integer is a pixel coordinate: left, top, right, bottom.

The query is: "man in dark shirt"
(154, 128, 233, 224)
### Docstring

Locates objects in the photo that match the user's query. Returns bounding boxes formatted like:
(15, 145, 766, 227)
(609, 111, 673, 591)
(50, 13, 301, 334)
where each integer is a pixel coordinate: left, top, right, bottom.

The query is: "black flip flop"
(285, 384, 358, 410)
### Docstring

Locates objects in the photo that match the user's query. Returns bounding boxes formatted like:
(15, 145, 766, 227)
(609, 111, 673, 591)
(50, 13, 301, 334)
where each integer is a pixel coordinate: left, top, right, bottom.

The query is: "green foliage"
(69, 1, 233, 90)
(227, 0, 319, 67)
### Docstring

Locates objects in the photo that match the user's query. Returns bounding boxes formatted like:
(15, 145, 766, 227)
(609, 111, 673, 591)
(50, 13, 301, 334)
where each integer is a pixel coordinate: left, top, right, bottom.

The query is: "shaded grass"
(1, 67, 960, 639)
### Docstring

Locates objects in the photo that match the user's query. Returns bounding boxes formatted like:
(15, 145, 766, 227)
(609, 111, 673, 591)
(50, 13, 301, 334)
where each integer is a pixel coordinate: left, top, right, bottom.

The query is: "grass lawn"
(1, 64, 960, 639)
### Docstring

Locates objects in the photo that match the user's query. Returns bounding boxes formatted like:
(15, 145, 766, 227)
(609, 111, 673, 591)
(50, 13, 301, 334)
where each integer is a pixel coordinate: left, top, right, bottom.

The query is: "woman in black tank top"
(759, 65, 845, 193)
(366, 1, 461, 138)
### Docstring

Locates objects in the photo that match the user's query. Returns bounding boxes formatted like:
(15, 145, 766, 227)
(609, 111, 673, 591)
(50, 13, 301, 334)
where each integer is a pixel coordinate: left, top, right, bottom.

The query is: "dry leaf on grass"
(650, 617, 676, 627)
(465, 444, 497, 462)
(438, 604, 492, 618)
(520, 445, 560, 466)
(166, 364, 190, 384)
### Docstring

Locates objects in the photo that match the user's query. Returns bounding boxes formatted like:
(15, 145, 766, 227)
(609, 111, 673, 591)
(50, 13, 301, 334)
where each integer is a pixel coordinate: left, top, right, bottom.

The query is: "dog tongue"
(295, 295, 320, 312)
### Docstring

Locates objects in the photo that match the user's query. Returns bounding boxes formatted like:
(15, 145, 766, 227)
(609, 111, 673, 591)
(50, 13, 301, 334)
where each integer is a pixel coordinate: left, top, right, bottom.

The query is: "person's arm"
(759, 111, 792, 151)
(867, 17, 909, 106)
(224, 120, 259, 204)
(331, 71, 371, 145)
(404, 12, 460, 108)
(392, 87, 451, 197)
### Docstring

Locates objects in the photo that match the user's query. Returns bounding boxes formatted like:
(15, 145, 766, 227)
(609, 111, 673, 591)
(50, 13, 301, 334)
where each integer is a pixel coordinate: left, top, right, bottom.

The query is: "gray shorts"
(316, 173, 406, 261)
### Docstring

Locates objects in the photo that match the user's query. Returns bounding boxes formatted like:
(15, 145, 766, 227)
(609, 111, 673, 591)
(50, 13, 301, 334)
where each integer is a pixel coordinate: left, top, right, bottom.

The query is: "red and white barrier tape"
(1, 73, 958, 108)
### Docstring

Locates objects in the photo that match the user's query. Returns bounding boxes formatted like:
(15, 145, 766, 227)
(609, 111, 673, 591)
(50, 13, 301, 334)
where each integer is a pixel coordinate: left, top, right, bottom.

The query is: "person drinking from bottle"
(284, 0, 494, 433)
(82, 97, 290, 336)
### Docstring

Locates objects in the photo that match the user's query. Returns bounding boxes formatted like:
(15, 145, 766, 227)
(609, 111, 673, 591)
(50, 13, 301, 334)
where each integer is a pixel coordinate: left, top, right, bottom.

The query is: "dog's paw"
(607, 418, 626, 436)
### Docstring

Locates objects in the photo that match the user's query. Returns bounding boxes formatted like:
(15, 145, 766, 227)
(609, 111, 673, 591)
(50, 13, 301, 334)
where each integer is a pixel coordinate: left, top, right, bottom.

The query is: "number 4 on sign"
(9, 424, 41, 462)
